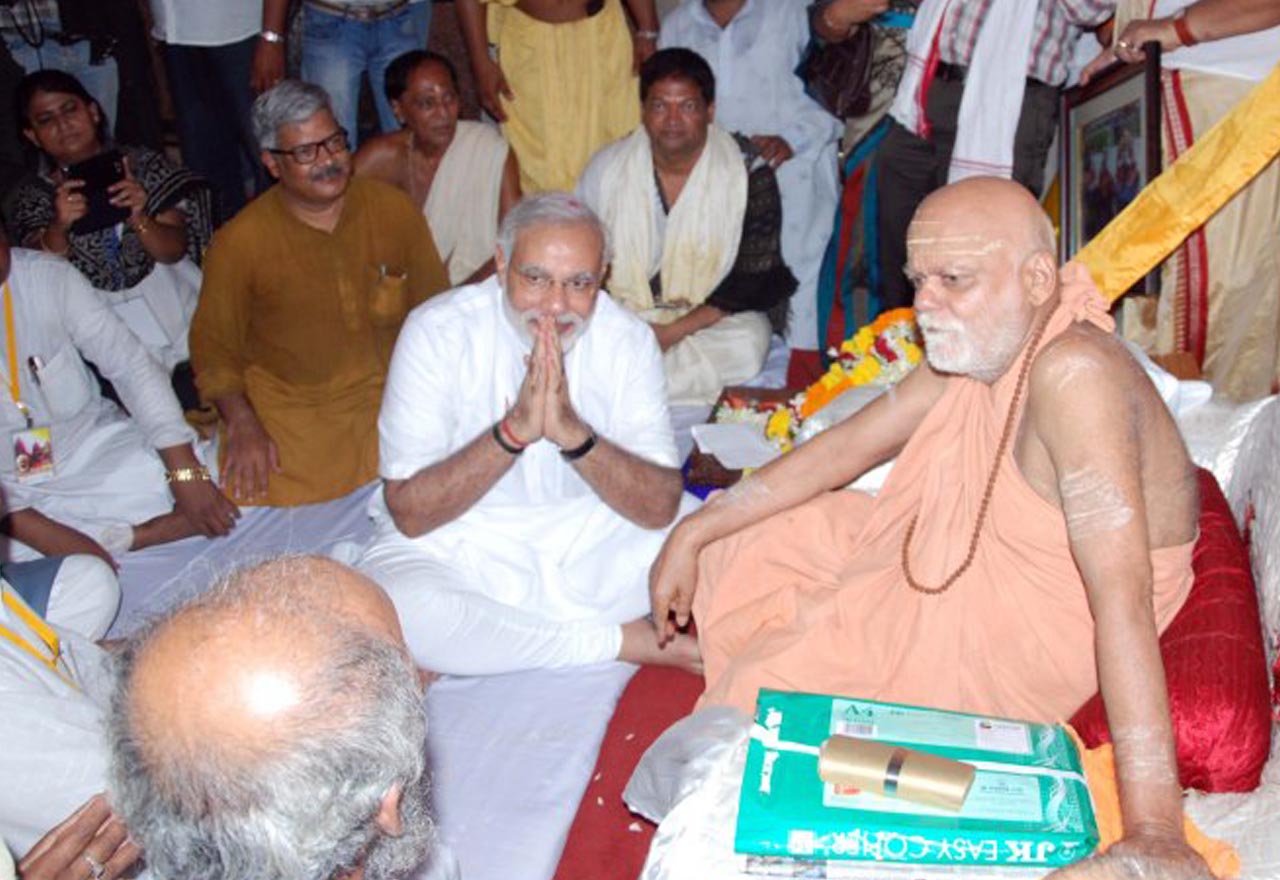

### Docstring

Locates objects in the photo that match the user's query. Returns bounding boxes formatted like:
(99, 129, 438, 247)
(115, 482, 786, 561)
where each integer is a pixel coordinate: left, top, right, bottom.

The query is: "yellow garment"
(485, 0, 640, 193)
(1150, 72, 1280, 401)
(1070, 730, 1240, 878)
(191, 178, 449, 506)
(1075, 62, 1280, 305)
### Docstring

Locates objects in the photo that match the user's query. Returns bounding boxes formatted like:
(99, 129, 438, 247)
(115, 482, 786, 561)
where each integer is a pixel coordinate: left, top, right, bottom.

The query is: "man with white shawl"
(358, 192, 701, 675)
(355, 50, 521, 286)
(875, 0, 1112, 309)
(659, 0, 840, 356)
(578, 48, 797, 405)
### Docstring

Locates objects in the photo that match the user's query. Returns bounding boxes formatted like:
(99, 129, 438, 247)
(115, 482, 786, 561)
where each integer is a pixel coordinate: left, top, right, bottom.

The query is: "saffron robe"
(693, 264, 1194, 721)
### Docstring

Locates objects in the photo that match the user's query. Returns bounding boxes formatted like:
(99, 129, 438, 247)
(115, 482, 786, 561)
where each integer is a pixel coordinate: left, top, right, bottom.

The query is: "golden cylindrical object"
(817, 735, 975, 812)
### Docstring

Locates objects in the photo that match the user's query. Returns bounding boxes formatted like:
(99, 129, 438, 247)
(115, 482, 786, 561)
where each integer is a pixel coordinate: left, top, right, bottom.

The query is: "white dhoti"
(358, 278, 685, 675)
(39, 556, 120, 640)
(661, 311, 772, 405)
(2, 417, 193, 561)
(775, 152, 840, 351)
(362, 492, 699, 675)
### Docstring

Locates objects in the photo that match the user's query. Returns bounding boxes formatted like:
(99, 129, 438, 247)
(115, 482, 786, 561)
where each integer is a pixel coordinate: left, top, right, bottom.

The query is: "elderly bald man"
(106, 557, 449, 880)
(651, 177, 1208, 876)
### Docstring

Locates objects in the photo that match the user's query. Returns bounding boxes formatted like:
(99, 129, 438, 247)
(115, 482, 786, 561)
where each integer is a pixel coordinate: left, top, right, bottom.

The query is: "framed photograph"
(1060, 45, 1162, 293)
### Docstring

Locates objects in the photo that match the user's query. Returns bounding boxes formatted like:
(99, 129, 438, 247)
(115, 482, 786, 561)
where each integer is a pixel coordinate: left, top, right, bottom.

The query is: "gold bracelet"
(165, 465, 212, 484)
(39, 226, 69, 256)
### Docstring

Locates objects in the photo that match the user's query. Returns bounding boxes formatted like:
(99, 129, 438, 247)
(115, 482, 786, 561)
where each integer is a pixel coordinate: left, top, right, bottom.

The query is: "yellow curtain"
(1075, 62, 1280, 302)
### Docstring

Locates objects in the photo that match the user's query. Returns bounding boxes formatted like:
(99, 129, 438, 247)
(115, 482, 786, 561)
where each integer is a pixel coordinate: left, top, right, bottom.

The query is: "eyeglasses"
(269, 129, 350, 165)
(515, 267, 600, 295)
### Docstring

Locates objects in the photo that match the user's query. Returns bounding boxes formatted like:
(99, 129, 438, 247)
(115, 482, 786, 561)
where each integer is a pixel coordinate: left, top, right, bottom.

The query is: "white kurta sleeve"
(775, 3, 841, 158)
(54, 266, 195, 451)
(378, 305, 459, 480)
(606, 313, 679, 469)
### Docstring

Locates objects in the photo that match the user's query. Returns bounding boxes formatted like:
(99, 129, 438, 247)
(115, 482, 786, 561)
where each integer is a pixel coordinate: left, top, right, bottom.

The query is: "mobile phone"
(64, 149, 130, 235)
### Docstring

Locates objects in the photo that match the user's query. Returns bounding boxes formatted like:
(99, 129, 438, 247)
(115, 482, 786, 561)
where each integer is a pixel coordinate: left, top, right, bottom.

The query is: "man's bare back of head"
(109, 557, 435, 880)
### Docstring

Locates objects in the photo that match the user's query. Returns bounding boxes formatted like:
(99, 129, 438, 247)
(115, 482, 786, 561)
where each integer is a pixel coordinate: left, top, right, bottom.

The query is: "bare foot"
(618, 618, 703, 675)
(130, 510, 200, 550)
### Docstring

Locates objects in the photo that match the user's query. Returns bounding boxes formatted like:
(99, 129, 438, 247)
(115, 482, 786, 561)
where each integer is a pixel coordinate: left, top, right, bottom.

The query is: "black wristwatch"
(559, 426, 598, 461)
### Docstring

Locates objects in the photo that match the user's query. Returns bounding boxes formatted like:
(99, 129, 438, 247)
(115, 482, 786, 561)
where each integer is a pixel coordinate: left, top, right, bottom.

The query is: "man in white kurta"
(660, 0, 840, 354)
(0, 560, 117, 855)
(0, 245, 237, 563)
(358, 193, 697, 675)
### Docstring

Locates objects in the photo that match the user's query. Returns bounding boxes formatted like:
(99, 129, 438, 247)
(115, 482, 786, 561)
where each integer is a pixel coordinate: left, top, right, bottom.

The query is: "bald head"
(127, 557, 405, 765)
(109, 557, 433, 880)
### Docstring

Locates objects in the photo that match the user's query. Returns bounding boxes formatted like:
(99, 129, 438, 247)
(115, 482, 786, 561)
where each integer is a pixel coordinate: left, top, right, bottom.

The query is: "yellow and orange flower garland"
(720, 309, 924, 453)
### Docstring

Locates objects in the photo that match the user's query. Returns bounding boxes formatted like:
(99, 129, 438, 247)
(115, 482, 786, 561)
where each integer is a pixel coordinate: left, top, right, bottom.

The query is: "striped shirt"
(940, 0, 1113, 86)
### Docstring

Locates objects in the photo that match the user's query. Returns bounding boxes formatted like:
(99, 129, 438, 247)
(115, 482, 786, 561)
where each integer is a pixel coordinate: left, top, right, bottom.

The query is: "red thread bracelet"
(1172, 10, 1198, 47)
(500, 417, 529, 450)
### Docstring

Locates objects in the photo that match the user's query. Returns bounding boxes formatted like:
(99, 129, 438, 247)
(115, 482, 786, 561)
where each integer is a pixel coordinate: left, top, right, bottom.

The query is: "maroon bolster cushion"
(1068, 469, 1272, 793)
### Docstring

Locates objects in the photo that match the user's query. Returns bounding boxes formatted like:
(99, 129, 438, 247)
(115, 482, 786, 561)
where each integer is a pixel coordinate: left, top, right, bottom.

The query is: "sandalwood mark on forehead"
(906, 235, 1007, 257)
(1060, 467, 1133, 539)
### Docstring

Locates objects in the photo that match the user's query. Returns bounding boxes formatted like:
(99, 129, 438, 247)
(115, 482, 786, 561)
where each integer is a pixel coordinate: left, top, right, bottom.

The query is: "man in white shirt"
(660, 0, 841, 355)
(359, 192, 700, 675)
(0, 230, 239, 564)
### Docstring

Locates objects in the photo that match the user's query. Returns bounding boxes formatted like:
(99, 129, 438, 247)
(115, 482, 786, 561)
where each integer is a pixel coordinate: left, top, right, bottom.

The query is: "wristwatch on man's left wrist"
(559, 425, 598, 462)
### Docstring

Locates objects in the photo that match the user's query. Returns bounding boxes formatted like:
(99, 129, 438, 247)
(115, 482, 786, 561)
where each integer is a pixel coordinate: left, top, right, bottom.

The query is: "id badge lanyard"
(0, 590, 77, 688)
(3, 281, 34, 428)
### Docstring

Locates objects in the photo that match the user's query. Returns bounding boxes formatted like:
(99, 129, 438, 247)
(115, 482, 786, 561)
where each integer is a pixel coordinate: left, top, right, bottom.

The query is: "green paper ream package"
(734, 690, 1099, 870)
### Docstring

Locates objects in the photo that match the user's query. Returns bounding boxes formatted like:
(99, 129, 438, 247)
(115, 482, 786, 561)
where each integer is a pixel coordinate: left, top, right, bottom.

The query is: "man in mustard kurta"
(191, 81, 449, 506)
(455, 0, 660, 193)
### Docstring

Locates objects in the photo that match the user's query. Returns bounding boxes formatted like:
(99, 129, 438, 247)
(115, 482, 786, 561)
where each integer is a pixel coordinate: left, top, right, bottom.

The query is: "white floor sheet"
(108, 489, 638, 880)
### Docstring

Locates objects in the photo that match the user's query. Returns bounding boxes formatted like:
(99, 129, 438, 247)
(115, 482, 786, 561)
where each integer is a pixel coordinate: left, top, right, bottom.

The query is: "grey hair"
(496, 191, 613, 266)
(252, 80, 335, 151)
(107, 558, 430, 880)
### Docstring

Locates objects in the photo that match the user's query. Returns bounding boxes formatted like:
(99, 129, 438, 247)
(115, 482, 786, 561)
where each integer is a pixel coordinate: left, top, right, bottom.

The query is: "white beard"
(919, 314, 1026, 383)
